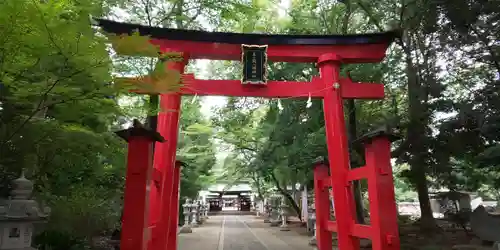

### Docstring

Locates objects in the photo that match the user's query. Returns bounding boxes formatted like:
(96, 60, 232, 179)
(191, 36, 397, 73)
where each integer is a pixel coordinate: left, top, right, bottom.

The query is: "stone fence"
(397, 201, 498, 217)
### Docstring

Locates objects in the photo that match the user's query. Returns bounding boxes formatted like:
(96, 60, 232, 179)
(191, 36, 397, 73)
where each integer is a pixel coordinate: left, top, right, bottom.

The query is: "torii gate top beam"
(95, 19, 399, 63)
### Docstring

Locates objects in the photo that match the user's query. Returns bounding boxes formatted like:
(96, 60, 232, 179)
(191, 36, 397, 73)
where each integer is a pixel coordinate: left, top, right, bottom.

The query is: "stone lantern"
(279, 202, 290, 231)
(0, 173, 50, 250)
(195, 201, 203, 225)
(203, 203, 209, 220)
(269, 197, 281, 227)
(308, 207, 317, 246)
(263, 203, 271, 223)
(179, 198, 192, 234)
(190, 202, 199, 228)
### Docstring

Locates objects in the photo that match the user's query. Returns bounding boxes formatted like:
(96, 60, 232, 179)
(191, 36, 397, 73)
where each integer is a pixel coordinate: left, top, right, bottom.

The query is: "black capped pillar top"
(352, 125, 402, 145)
(175, 160, 188, 168)
(312, 156, 329, 167)
(115, 119, 166, 142)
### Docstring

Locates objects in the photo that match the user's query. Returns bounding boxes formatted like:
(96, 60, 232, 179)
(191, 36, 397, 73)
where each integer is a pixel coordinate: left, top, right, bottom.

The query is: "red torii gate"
(96, 18, 401, 250)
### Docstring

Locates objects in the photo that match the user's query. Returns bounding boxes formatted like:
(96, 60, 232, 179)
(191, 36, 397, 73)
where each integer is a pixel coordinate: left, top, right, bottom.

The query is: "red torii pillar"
(319, 53, 361, 250)
(313, 158, 333, 250)
(167, 160, 183, 249)
(148, 57, 188, 250)
(115, 120, 165, 250)
(316, 53, 400, 250)
(358, 128, 401, 250)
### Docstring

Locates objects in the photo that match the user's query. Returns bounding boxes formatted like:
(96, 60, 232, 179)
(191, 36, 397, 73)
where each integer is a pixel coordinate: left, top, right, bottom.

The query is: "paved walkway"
(178, 215, 316, 250)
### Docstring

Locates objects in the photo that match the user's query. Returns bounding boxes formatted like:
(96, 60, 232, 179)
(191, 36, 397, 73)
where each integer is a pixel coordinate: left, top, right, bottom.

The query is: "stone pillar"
(301, 186, 309, 224)
(279, 203, 290, 231)
(0, 172, 51, 250)
(179, 198, 192, 234)
(309, 208, 317, 246)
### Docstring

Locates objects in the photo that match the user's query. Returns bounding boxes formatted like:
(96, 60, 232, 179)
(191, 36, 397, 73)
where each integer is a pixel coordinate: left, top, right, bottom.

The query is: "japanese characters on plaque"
(241, 44, 268, 85)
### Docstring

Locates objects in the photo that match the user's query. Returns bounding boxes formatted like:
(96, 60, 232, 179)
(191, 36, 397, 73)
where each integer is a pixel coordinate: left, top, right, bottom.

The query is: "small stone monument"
(179, 198, 192, 234)
(0, 172, 50, 250)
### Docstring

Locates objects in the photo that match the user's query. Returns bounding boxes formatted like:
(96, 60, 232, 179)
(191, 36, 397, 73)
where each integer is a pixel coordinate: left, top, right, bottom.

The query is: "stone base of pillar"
(179, 225, 193, 234)
(270, 220, 280, 227)
(279, 224, 290, 231)
(308, 236, 317, 246)
(191, 222, 199, 228)
(197, 215, 204, 224)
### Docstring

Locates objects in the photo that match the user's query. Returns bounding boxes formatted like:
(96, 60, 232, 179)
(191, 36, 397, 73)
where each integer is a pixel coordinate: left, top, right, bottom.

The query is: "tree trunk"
(252, 173, 264, 200)
(146, 95, 159, 131)
(403, 36, 436, 230)
(413, 162, 436, 229)
(290, 172, 297, 202)
(346, 99, 366, 224)
(341, 0, 365, 224)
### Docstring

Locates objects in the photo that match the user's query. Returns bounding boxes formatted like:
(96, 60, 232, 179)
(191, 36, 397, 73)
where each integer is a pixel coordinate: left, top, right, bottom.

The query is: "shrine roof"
(95, 18, 400, 46)
(207, 183, 252, 193)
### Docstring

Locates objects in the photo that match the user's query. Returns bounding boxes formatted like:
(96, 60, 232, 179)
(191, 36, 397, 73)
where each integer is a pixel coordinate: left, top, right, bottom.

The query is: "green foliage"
(34, 230, 86, 250)
(0, 0, 126, 248)
(178, 97, 217, 200)
(43, 184, 121, 238)
(107, 31, 162, 57)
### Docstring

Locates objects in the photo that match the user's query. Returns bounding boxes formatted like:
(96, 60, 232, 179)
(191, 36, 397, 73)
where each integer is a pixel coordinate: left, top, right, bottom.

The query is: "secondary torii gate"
(96, 18, 401, 250)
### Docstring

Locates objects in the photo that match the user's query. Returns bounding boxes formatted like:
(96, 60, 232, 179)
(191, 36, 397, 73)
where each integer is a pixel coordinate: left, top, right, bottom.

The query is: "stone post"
(279, 202, 290, 231)
(0, 172, 51, 250)
(179, 198, 192, 234)
(309, 207, 317, 246)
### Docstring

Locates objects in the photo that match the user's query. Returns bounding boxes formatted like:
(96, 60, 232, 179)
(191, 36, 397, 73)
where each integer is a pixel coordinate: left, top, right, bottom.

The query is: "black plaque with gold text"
(241, 44, 268, 84)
